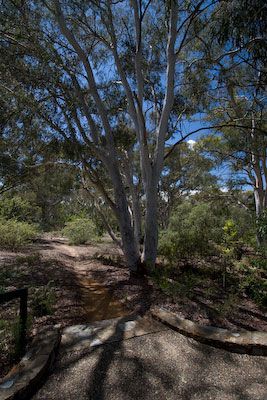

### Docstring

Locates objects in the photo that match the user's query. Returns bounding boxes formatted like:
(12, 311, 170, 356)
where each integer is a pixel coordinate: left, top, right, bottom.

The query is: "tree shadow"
(178, 335, 267, 400)
(85, 316, 174, 400)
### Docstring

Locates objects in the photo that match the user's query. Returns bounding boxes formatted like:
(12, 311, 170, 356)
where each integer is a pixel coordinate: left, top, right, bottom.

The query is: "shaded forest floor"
(0, 235, 266, 378)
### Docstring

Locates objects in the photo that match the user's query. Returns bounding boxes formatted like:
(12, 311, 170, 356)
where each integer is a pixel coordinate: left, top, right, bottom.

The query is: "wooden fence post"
(0, 288, 28, 355)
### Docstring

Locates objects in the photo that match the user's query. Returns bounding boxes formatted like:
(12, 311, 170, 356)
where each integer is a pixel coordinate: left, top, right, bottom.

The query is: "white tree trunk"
(142, 182, 158, 270)
(55, 0, 178, 272)
(107, 159, 141, 271)
(254, 187, 266, 246)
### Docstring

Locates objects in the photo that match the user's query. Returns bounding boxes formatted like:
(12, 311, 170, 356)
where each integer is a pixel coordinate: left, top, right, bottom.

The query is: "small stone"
(232, 332, 241, 337)
(0, 378, 16, 389)
(119, 321, 136, 331)
(90, 339, 103, 347)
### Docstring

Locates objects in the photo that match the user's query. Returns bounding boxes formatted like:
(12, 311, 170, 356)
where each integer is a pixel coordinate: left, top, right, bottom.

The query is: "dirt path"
(2, 238, 267, 399)
(0, 236, 147, 379)
(33, 239, 267, 400)
(37, 237, 130, 322)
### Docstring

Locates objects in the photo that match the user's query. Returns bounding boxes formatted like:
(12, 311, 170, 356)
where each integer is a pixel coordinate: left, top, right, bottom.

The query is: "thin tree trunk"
(142, 183, 158, 271)
(141, 2, 178, 270)
(108, 160, 141, 271)
(254, 188, 266, 246)
(251, 114, 267, 246)
(123, 153, 142, 246)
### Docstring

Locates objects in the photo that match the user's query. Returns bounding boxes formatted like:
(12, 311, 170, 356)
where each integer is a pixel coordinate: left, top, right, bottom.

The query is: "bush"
(158, 202, 224, 262)
(32, 284, 55, 317)
(238, 261, 267, 307)
(62, 217, 99, 245)
(221, 219, 243, 260)
(0, 218, 38, 250)
(0, 195, 41, 223)
(256, 210, 267, 244)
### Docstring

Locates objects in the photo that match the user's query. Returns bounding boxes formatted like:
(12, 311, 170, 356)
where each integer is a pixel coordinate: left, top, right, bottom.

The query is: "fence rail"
(0, 288, 28, 355)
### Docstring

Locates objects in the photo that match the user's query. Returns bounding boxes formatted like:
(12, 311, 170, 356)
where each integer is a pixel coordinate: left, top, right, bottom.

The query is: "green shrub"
(0, 218, 38, 250)
(0, 195, 41, 223)
(256, 210, 267, 244)
(238, 261, 267, 307)
(32, 284, 55, 317)
(215, 292, 239, 317)
(10, 314, 32, 358)
(221, 218, 243, 261)
(62, 217, 99, 245)
(223, 219, 238, 243)
(250, 256, 267, 271)
(158, 202, 224, 262)
(152, 267, 200, 300)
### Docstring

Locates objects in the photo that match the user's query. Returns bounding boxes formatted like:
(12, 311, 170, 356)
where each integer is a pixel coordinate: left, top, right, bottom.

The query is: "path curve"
(32, 327, 266, 400)
(39, 237, 129, 322)
(31, 239, 267, 400)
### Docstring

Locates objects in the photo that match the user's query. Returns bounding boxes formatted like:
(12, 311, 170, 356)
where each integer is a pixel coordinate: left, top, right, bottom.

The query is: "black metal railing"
(0, 288, 28, 355)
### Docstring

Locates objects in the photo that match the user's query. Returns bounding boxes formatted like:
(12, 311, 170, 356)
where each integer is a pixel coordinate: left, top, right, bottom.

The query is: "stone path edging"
(151, 307, 267, 356)
(61, 315, 167, 353)
(0, 327, 61, 400)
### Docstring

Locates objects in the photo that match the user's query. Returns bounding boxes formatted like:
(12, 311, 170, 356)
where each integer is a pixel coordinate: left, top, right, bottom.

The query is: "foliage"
(0, 0, 266, 269)
(0, 195, 41, 223)
(256, 211, 267, 244)
(158, 142, 218, 228)
(220, 218, 244, 261)
(223, 219, 238, 243)
(215, 292, 239, 317)
(11, 315, 32, 358)
(237, 259, 267, 307)
(0, 218, 38, 250)
(211, 0, 267, 64)
(61, 190, 117, 237)
(62, 217, 100, 245)
(250, 256, 267, 272)
(158, 202, 224, 261)
(32, 283, 55, 317)
(152, 266, 200, 300)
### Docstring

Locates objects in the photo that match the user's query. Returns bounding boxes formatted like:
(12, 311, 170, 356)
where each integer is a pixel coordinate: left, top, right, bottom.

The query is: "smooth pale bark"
(227, 91, 267, 247)
(142, 182, 158, 270)
(128, 182, 142, 248)
(254, 188, 267, 246)
(123, 153, 142, 246)
(55, 2, 140, 271)
(54, 0, 180, 271)
(250, 117, 267, 246)
(142, 2, 178, 268)
(132, 193, 142, 247)
(100, 152, 141, 271)
(99, 1, 178, 270)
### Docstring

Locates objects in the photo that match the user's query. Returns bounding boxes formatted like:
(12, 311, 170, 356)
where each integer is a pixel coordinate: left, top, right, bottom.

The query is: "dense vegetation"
(0, 2, 266, 372)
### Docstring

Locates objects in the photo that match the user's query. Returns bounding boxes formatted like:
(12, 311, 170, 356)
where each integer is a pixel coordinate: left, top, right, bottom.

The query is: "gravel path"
(33, 328, 266, 400)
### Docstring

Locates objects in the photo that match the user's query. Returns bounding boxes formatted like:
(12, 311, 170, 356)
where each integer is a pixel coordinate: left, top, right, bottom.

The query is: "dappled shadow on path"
(177, 336, 267, 400)
(85, 317, 174, 400)
(31, 238, 267, 400)
(32, 316, 266, 400)
(53, 270, 154, 374)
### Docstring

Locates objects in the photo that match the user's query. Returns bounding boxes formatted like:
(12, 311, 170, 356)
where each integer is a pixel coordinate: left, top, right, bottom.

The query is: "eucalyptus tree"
(158, 140, 218, 229)
(191, 0, 267, 245)
(1, 0, 216, 272)
(207, 73, 266, 245)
